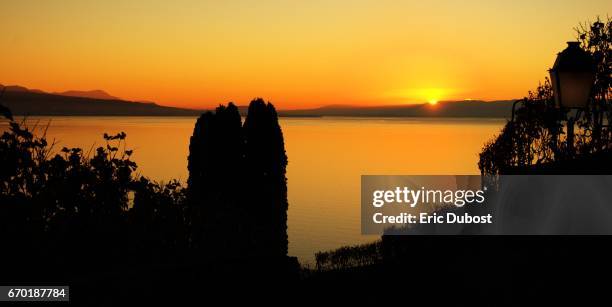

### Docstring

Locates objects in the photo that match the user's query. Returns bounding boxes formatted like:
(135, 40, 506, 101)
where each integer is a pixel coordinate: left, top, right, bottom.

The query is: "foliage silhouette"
(315, 240, 383, 271)
(0, 96, 293, 291)
(479, 79, 563, 175)
(479, 17, 612, 175)
(0, 116, 140, 272)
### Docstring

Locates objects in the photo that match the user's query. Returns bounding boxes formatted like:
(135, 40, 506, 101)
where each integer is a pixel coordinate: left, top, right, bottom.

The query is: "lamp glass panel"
(557, 71, 594, 108)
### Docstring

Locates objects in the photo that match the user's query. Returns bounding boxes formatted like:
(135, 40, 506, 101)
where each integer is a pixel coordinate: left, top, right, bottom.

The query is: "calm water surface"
(5, 116, 506, 263)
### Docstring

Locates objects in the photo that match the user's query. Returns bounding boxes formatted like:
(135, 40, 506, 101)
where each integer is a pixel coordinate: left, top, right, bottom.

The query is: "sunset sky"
(1, 1, 610, 109)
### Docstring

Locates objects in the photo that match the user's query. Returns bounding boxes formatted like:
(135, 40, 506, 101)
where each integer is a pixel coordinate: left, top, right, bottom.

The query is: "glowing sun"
(417, 87, 445, 106)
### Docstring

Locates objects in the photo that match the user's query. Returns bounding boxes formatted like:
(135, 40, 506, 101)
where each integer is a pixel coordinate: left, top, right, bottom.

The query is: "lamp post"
(549, 41, 596, 156)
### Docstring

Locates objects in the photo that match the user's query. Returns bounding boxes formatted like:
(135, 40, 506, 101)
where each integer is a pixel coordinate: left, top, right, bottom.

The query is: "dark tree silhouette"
(187, 98, 289, 258)
(187, 102, 247, 256)
(243, 98, 289, 257)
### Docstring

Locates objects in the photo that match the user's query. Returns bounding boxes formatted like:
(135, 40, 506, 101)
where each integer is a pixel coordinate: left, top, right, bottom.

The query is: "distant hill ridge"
(1, 84, 119, 100)
(0, 84, 516, 118)
(55, 89, 119, 100)
(278, 100, 516, 118)
(0, 84, 202, 116)
(1, 85, 46, 94)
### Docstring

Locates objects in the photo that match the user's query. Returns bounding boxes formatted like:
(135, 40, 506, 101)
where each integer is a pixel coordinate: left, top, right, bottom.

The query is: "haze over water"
(6, 116, 505, 263)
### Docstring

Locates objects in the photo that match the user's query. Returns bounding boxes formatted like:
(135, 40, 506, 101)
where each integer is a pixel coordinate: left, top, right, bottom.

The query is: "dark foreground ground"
(3, 236, 610, 306)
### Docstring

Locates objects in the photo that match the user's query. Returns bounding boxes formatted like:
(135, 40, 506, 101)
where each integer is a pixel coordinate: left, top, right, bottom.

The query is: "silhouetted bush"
(315, 240, 383, 271)
(479, 80, 562, 175)
(130, 177, 189, 263)
(0, 108, 189, 274)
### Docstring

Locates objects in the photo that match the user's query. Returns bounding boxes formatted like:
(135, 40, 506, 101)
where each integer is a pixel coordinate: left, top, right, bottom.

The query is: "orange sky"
(0, 1, 610, 109)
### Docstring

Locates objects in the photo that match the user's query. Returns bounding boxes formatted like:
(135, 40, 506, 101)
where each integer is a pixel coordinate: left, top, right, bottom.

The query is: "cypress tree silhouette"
(187, 98, 288, 258)
(187, 103, 246, 256)
(243, 98, 288, 257)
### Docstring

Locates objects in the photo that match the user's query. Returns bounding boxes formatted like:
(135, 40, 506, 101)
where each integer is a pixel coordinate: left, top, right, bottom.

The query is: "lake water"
(4, 116, 506, 264)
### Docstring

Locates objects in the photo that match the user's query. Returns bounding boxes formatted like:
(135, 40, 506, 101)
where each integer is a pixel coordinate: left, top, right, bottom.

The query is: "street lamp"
(549, 41, 596, 155)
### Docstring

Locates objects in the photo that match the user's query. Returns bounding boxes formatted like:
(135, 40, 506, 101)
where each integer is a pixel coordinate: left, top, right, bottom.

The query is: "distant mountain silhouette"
(55, 89, 119, 100)
(0, 84, 46, 94)
(278, 100, 516, 118)
(1, 84, 515, 118)
(0, 84, 202, 116)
